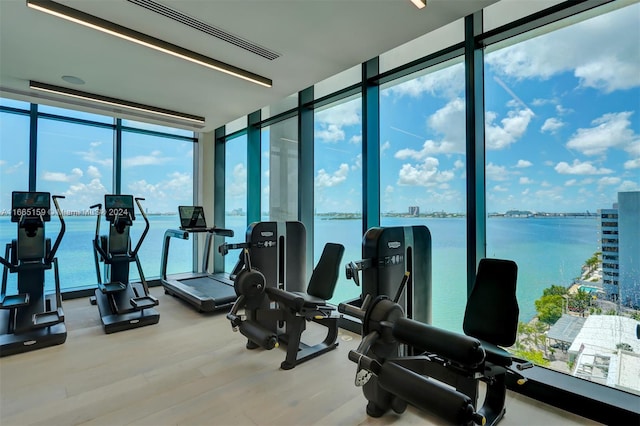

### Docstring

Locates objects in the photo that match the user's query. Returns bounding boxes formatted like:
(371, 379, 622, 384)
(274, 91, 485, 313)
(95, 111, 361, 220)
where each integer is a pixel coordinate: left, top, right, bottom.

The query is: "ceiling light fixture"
(30, 80, 206, 125)
(411, 0, 427, 9)
(26, 0, 272, 88)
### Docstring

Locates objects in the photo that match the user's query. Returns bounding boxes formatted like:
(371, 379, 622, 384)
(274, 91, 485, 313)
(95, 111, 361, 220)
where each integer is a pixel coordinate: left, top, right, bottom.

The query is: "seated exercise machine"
(90, 194, 159, 334)
(0, 191, 67, 356)
(160, 206, 235, 312)
(339, 258, 531, 425)
(223, 221, 344, 370)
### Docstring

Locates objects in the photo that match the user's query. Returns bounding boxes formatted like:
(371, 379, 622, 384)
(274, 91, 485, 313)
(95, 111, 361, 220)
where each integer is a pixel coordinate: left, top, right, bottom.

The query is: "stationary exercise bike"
(90, 194, 159, 333)
(0, 191, 67, 356)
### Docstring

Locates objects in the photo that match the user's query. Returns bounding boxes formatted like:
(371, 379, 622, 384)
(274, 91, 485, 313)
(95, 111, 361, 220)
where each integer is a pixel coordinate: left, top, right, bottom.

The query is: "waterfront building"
(599, 191, 640, 308)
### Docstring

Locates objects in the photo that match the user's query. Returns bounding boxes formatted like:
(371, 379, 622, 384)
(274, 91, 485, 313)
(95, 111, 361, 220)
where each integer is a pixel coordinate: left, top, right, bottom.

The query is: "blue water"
(0, 215, 598, 331)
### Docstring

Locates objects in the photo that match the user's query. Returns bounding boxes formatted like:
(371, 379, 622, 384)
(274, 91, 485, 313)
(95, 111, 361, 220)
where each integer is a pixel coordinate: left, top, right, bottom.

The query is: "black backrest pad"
(463, 258, 519, 347)
(307, 243, 345, 301)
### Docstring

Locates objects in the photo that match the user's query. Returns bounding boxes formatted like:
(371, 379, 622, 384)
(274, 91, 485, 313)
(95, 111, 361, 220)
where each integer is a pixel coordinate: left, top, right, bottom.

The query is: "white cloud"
(554, 159, 613, 175)
(618, 180, 640, 192)
(384, 64, 464, 99)
(454, 159, 464, 169)
(486, 162, 509, 181)
(2, 161, 24, 174)
(566, 111, 639, 156)
(393, 98, 466, 158)
(42, 168, 83, 182)
(87, 165, 101, 178)
(315, 100, 361, 143)
(381, 141, 391, 155)
(541, 117, 564, 134)
(350, 135, 362, 144)
(315, 164, 349, 188)
(124, 151, 171, 167)
(565, 179, 577, 186)
(624, 158, 640, 169)
(485, 108, 534, 150)
(227, 163, 247, 197)
(515, 159, 532, 168)
(597, 176, 621, 187)
(397, 157, 455, 187)
(126, 172, 192, 208)
(493, 185, 508, 192)
(77, 147, 112, 167)
(63, 178, 107, 209)
(316, 124, 345, 143)
(486, 4, 640, 93)
(519, 177, 533, 185)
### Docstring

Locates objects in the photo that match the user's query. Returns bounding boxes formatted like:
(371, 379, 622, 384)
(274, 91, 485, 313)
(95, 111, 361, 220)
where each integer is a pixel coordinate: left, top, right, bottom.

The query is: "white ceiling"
(0, 0, 496, 132)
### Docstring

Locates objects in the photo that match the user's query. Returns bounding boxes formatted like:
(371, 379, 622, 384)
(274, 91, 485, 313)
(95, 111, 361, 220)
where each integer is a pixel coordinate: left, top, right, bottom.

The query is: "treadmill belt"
(182, 276, 235, 299)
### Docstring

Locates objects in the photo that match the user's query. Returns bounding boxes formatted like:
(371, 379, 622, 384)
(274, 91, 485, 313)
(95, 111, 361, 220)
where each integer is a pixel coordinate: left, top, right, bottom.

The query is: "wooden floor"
(1, 287, 599, 426)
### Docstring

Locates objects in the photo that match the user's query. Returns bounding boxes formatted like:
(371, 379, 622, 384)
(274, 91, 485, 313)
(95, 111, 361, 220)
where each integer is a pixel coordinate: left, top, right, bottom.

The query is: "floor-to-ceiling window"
(224, 133, 248, 272)
(261, 117, 299, 222)
(380, 58, 468, 331)
(313, 96, 362, 304)
(0, 99, 197, 292)
(121, 125, 195, 281)
(36, 118, 114, 291)
(0, 104, 30, 295)
(485, 1, 640, 392)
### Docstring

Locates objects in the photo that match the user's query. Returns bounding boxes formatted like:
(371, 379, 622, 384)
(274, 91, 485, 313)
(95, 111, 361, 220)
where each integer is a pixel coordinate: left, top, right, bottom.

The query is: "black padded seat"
(290, 291, 330, 307)
(477, 339, 512, 367)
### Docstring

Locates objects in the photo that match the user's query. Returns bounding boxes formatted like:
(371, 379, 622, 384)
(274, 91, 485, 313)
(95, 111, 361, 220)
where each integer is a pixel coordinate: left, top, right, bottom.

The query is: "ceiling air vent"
(126, 0, 280, 60)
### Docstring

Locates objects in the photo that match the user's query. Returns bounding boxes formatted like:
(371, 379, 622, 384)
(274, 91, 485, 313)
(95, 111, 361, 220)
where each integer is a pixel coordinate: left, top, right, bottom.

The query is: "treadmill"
(160, 206, 236, 312)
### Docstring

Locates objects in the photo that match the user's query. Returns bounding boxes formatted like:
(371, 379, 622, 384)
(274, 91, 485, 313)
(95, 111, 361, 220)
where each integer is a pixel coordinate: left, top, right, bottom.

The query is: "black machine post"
(89, 194, 159, 334)
(0, 191, 67, 356)
(342, 225, 432, 332)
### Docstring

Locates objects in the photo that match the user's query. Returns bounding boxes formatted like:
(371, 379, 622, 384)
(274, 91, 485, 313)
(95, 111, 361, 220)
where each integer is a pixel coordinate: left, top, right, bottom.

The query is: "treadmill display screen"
(179, 206, 207, 229)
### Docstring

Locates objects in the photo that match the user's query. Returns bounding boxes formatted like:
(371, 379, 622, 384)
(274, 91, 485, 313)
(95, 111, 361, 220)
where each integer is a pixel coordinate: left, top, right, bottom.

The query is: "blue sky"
(2, 3, 639, 216)
(310, 2, 639, 214)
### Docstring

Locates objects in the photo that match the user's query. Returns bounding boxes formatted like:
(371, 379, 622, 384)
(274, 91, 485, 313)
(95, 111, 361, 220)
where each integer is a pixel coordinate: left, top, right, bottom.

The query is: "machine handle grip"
(338, 302, 365, 320)
(131, 197, 149, 257)
(90, 203, 102, 210)
(48, 195, 66, 262)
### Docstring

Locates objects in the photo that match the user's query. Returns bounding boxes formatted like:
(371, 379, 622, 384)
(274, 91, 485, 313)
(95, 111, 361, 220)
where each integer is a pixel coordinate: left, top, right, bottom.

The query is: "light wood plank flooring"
(1, 287, 599, 425)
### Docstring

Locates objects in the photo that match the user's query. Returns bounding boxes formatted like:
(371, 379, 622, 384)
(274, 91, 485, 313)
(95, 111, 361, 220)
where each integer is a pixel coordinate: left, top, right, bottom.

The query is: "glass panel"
(261, 93, 298, 120)
(36, 118, 114, 291)
(39, 104, 114, 124)
(380, 57, 467, 332)
(0, 110, 30, 295)
(121, 131, 194, 280)
(261, 117, 299, 221)
(483, 0, 564, 32)
(485, 2, 640, 393)
(380, 18, 465, 73)
(225, 134, 248, 272)
(225, 116, 247, 135)
(121, 119, 194, 137)
(314, 95, 362, 304)
(314, 65, 361, 100)
(0, 98, 30, 110)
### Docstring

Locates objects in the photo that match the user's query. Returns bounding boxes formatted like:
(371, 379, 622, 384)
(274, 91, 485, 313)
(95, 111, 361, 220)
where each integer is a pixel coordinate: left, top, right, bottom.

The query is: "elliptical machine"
(90, 194, 159, 334)
(0, 191, 67, 356)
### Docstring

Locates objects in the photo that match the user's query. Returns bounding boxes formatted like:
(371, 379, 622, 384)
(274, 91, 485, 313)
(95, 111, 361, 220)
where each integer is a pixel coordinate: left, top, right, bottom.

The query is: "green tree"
(535, 294, 564, 325)
(568, 289, 592, 316)
(543, 285, 568, 297)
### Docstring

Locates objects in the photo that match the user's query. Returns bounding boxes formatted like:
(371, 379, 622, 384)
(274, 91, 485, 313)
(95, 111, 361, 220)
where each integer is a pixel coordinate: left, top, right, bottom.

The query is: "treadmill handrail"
(161, 229, 189, 280)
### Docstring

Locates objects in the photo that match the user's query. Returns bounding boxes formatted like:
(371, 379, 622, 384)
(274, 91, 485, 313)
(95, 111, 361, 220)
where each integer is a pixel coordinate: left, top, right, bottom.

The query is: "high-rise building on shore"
(599, 191, 640, 308)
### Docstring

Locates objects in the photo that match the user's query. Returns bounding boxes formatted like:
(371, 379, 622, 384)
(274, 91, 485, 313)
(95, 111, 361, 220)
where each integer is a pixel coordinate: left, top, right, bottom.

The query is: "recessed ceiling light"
(411, 0, 427, 9)
(61, 75, 85, 85)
